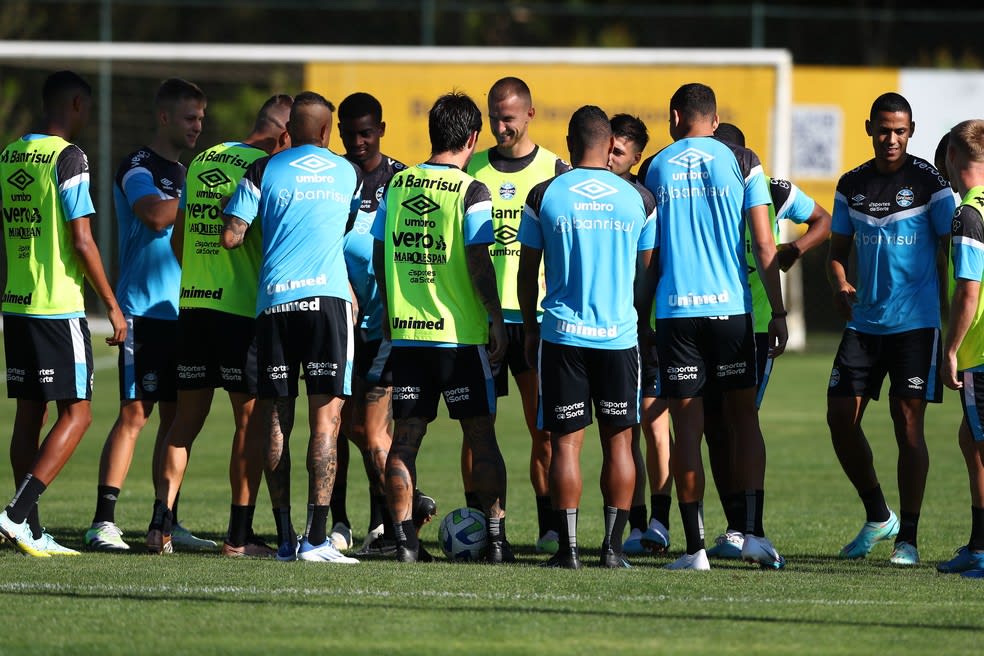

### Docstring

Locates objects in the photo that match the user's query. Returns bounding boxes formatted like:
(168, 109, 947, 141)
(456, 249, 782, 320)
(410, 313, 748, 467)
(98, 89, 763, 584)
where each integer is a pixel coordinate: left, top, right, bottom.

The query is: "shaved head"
(288, 91, 334, 147)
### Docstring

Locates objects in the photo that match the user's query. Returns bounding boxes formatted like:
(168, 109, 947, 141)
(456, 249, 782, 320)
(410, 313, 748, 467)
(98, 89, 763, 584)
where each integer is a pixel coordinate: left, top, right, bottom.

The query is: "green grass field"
(1, 333, 982, 655)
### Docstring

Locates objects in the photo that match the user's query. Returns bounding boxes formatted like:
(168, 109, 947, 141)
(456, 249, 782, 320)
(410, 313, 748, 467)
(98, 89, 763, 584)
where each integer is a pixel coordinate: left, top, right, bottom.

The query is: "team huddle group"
(4, 69, 984, 575)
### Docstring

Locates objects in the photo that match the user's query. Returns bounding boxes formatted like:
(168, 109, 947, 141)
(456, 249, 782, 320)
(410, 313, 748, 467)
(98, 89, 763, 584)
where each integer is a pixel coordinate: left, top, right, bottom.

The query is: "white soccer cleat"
(329, 522, 353, 551)
(741, 534, 785, 569)
(38, 531, 81, 556)
(171, 522, 217, 550)
(664, 549, 710, 571)
(84, 521, 130, 552)
(297, 537, 360, 564)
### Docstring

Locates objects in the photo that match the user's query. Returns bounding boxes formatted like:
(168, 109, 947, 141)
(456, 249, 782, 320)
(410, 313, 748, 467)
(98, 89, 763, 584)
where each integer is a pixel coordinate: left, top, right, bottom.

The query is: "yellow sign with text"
(306, 62, 780, 171)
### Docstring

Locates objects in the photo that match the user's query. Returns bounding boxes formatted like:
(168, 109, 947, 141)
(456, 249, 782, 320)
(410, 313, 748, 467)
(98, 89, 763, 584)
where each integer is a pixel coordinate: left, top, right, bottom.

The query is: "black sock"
(370, 493, 387, 532)
(149, 499, 174, 534)
(228, 505, 251, 547)
(679, 501, 704, 555)
(897, 511, 919, 546)
(970, 506, 984, 551)
(722, 491, 744, 533)
(603, 506, 629, 552)
(535, 495, 553, 536)
(246, 505, 256, 537)
(330, 485, 348, 529)
(273, 507, 293, 545)
(744, 489, 765, 537)
(307, 505, 329, 545)
(395, 519, 419, 549)
(6, 474, 46, 524)
(650, 494, 671, 529)
(628, 504, 647, 532)
(488, 516, 504, 543)
(558, 508, 578, 549)
(464, 491, 481, 511)
(93, 485, 120, 525)
(171, 491, 181, 525)
(859, 485, 890, 523)
(27, 504, 42, 540)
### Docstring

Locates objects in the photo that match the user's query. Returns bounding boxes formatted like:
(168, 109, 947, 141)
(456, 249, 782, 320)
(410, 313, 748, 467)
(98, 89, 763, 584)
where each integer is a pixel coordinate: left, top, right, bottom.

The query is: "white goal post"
(0, 42, 800, 347)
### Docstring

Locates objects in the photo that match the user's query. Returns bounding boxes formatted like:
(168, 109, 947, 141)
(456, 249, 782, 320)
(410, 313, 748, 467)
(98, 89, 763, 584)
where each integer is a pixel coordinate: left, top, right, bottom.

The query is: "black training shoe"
(356, 535, 398, 558)
(485, 539, 516, 564)
(599, 546, 632, 569)
(396, 541, 419, 563)
(413, 490, 437, 529)
(541, 546, 581, 570)
(417, 543, 435, 563)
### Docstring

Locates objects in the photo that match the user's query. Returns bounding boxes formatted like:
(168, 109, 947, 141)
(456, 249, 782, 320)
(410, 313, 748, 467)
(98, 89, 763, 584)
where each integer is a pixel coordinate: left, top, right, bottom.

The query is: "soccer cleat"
(535, 529, 560, 555)
(706, 530, 744, 559)
(622, 528, 647, 556)
(889, 541, 919, 566)
(84, 521, 130, 552)
(329, 522, 353, 551)
(395, 541, 419, 563)
(146, 528, 173, 554)
(359, 524, 385, 551)
(937, 546, 984, 574)
(417, 543, 435, 563)
(640, 518, 671, 555)
(742, 535, 785, 569)
(665, 549, 711, 571)
(0, 511, 50, 558)
(296, 537, 360, 564)
(276, 534, 299, 562)
(171, 522, 217, 550)
(600, 546, 632, 568)
(838, 510, 899, 559)
(222, 534, 276, 558)
(541, 546, 581, 570)
(413, 490, 437, 529)
(485, 539, 516, 564)
(38, 532, 81, 556)
(960, 568, 984, 579)
(356, 535, 398, 557)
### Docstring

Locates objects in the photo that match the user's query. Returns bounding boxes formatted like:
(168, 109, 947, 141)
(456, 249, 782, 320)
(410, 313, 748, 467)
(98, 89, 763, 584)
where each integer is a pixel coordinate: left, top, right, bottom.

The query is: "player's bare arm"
(133, 194, 179, 233)
(748, 202, 787, 357)
(827, 232, 857, 321)
(633, 248, 657, 354)
(170, 208, 186, 265)
(466, 243, 506, 363)
(220, 215, 249, 250)
(944, 278, 980, 390)
(372, 238, 391, 340)
(70, 216, 127, 346)
(517, 244, 542, 368)
(778, 201, 832, 272)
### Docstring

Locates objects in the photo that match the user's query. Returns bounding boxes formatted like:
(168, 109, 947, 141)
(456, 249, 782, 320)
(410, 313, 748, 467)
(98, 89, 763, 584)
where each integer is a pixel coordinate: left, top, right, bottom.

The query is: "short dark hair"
(253, 94, 293, 132)
(568, 105, 611, 163)
(338, 92, 383, 123)
(714, 122, 746, 148)
(489, 76, 532, 105)
(869, 92, 912, 122)
(42, 70, 91, 111)
(610, 113, 649, 151)
(934, 131, 950, 178)
(428, 91, 482, 154)
(155, 77, 206, 109)
(670, 83, 716, 122)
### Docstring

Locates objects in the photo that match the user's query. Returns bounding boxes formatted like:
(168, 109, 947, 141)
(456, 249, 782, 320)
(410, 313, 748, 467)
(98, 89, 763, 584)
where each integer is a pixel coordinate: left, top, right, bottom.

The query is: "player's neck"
(357, 152, 384, 173)
(148, 135, 182, 162)
(496, 138, 535, 160)
(39, 118, 72, 140)
(874, 153, 907, 175)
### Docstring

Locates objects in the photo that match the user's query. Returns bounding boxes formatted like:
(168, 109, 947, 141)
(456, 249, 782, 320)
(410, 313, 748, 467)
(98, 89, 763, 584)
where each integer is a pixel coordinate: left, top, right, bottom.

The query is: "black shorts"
(537, 340, 640, 434)
(4, 314, 93, 401)
(959, 367, 984, 442)
(640, 333, 660, 399)
(255, 296, 353, 400)
(827, 328, 942, 402)
(353, 333, 392, 387)
(176, 309, 257, 395)
(492, 323, 534, 397)
(655, 314, 756, 399)
(389, 345, 495, 421)
(119, 315, 178, 402)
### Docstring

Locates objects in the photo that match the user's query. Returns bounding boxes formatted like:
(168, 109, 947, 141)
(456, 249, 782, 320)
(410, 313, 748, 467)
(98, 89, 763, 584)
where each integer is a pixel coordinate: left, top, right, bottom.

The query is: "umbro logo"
(289, 154, 336, 174)
(494, 224, 518, 245)
(851, 194, 866, 204)
(6, 169, 34, 191)
(160, 177, 174, 190)
(569, 178, 617, 201)
(197, 168, 232, 189)
(401, 194, 440, 216)
(667, 148, 714, 169)
(908, 376, 925, 387)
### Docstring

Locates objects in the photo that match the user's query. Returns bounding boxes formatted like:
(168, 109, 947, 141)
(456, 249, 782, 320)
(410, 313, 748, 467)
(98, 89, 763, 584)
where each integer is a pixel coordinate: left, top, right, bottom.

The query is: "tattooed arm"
(465, 243, 506, 363)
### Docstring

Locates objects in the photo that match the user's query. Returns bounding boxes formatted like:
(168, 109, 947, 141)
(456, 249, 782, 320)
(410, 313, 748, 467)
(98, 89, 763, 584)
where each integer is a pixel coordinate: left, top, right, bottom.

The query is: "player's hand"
(833, 283, 857, 321)
(943, 351, 963, 390)
(106, 306, 127, 346)
(523, 326, 540, 370)
(487, 316, 507, 364)
(768, 315, 787, 359)
(776, 242, 801, 272)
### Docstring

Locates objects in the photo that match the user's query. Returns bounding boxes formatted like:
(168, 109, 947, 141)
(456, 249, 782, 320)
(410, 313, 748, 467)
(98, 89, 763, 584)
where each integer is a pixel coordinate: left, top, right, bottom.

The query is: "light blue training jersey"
(831, 155, 954, 334)
(638, 136, 771, 321)
(224, 144, 362, 315)
(518, 167, 657, 350)
(113, 147, 184, 320)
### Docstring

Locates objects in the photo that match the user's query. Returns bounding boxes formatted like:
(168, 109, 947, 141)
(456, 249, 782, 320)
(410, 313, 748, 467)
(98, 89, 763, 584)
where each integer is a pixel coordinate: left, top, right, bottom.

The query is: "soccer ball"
(438, 507, 487, 561)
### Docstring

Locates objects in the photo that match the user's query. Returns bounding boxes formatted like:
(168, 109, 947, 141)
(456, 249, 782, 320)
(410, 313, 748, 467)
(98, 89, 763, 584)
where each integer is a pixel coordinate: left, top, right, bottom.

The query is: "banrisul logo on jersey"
(289, 153, 336, 183)
(896, 187, 914, 208)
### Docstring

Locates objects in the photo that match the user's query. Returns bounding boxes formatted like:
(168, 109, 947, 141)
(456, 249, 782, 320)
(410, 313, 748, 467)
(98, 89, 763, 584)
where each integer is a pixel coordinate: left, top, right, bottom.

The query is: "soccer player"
(464, 77, 569, 553)
(0, 70, 126, 556)
(607, 113, 674, 556)
(334, 92, 438, 558)
(519, 106, 656, 569)
(938, 119, 984, 576)
(87, 78, 212, 553)
(637, 83, 787, 571)
(140, 94, 294, 557)
(826, 93, 954, 566)
(372, 91, 511, 564)
(217, 91, 361, 564)
(704, 122, 831, 559)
